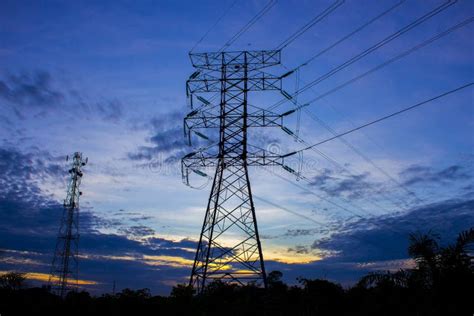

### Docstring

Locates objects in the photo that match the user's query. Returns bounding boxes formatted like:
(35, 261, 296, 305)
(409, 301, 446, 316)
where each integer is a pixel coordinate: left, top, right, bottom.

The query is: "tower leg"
(190, 163, 267, 293)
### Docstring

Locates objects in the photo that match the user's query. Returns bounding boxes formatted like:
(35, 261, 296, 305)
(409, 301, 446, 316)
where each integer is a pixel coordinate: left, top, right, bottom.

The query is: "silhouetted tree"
(0, 271, 26, 290)
(0, 228, 472, 316)
(170, 283, 194, 299)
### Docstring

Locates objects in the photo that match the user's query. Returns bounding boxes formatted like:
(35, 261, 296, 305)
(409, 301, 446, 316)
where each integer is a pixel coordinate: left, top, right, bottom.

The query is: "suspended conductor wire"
(254, 195, 326, 226)
(291, 0, 405, 72)
(262, 166, 415, 239)
(249, 142, 405, 217)
(274, 16, 474, 205)
(269, 0, 457, 110)
(275, 0, 345, 50)
(302, 16, 474, 106)
(190, 0, 239, 53)
(290, 131, 412, 213)
(296, 82, 474, 153)
(219, 0, 277, 52)
(255, 193, 409, 260)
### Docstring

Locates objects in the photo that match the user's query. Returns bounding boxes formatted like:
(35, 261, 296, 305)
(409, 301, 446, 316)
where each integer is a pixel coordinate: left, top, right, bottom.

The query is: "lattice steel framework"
(182, 50, 299, 293)
(49, 152, 87, 297)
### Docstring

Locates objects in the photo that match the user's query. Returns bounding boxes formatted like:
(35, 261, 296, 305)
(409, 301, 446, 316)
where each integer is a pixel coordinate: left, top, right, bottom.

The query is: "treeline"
(0, 229, 472, 316)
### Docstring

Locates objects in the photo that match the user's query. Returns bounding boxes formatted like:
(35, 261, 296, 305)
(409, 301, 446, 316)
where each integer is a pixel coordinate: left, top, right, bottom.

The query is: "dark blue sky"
(0, 0, 473, 295)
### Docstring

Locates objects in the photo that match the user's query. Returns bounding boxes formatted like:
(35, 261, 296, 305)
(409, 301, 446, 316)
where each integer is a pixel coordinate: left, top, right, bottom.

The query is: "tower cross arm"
(182, 147, 299, 174)
(184, 106, 284, 131)
(189, 50, 281, 71)
(187, 71, 282, 93)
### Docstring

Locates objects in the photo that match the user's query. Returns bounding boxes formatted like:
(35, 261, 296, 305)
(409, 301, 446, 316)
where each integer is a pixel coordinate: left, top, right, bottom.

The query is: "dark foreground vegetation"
(1, 229, 472, 316)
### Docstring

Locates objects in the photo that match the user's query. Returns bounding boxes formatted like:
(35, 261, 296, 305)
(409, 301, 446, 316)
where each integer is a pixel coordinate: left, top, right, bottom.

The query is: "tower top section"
(189, 50, 281, 71)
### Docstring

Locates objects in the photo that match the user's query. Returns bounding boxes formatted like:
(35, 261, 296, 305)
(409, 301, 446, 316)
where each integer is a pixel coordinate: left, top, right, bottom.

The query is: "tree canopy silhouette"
(0, 228, 472, 316)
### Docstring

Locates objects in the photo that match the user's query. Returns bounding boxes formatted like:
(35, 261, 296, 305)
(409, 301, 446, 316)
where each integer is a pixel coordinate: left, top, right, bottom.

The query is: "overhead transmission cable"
(276, 15, 474, 206)
(254, 195, 327, 227)
(275, 0, 345, 50)
(239, 0, 409, 211)
(189, 0, 343, 109)
(190, 0, 343, 107)
(189, 0, 277, 107)
(254, 193, 407, 257)
(301, 16, 474, 107)
(262, 166, 416, 238)
(289, 131, 413, 212)
(219, 0, 277, 52)
(256, 193, 409, 260)
(292, 82, 474, 153)
(269, 0, 457, 110)
(259, 166, 429, 261)
(190, 0, 239, 52)
(289, 0, 406, 72)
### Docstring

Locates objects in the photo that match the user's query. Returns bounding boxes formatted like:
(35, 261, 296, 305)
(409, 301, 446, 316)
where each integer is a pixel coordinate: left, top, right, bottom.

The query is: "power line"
(189, 1, 276, 106)
(276, 16, 474, 207)
(275, 0, 344, 50)
(296, 82, 473, 153)
(302, 16, 474, 106)
(254, 189, 408, 263)
(289, 131, 413, 213)
(270, 0, 457, 210)
(263, 167, 374, 221)
(192, 13, 474, 216)
(250, 148, 405, 225)
(219, 0, 277, 52)
(269, 0, 457, 110)
(254, 195, 327, 227)
(287, 0, 406, 71)
(302, 108, 424, 206)
(190, 0, 239, 52)
(271, 0, 418, 209)
(188, 0, 277, 106)
(190, 0, 405, 109)
(263, 167, 413, 239)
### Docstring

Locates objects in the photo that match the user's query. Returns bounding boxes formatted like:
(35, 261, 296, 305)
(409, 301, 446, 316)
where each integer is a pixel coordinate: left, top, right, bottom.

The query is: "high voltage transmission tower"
(182, 50, 300, 293)
(49, 152, 87, 297)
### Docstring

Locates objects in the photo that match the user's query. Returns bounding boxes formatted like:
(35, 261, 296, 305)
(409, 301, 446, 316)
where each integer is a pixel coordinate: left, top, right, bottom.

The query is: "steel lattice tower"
(49, 152, 87, 297)
(182, 50, 299, 293)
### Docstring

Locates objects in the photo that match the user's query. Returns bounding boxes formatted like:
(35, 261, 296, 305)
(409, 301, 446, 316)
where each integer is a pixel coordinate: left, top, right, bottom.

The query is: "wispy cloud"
(399, 164, 471, 186)
(0, 70, 126, 123)
(308, 168, 379, 200)
(312, 198, 474, 263)
(0, 71, 64, 108)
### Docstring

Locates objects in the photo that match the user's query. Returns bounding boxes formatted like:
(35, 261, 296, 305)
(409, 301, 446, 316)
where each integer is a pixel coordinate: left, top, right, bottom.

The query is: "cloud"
(0, 146, 64, 204)
(324, 173, 374, 199)
(2, 146, 472, 294)
(255, 198, 474, 287)
(399, 164, 471, 186)
(127, 110, 210, 164)
(309, 168, 377, 199)
(309, 168, 335, 187)
(129, 112, 183, 159)
(0, 71, 64, 108)
(287, 245, 311, 254)
(284, 228, 330, 238)
(0, 70, 125, 123)
(129, 126, 186, 161)
(0, 145, 202, 294)
(311, 198, 474, 263)
(95, 99, 124, 122)
(307, 164, 472, 201)
(129, 215, 154, 222)
(0, 189, 199, 294)
(118, 225, 156, 237)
